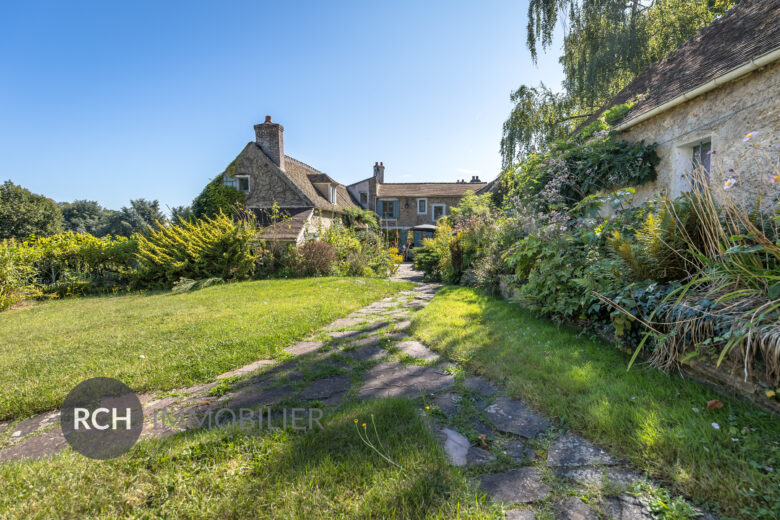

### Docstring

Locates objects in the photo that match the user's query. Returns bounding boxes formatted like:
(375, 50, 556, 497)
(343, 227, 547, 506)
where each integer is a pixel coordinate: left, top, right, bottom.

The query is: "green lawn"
(411, 286, 780, 519)
(0, 277, 410, 421)
(0, 399, 500, 519)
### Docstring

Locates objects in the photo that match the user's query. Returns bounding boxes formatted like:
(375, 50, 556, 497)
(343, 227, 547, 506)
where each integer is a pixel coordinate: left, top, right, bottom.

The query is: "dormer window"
(328, 184, 337, 204)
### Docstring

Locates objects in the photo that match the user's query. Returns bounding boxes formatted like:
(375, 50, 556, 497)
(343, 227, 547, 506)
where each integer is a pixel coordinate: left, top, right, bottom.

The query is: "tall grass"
(633, 151, 780, 389)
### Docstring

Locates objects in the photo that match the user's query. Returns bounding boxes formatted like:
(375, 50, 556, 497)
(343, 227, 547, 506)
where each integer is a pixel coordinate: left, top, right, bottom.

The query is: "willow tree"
(502, 0, 734, 166)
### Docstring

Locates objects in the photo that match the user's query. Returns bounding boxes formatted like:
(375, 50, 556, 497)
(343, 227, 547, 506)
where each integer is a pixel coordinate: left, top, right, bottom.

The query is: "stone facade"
(619, 61, 780, 206)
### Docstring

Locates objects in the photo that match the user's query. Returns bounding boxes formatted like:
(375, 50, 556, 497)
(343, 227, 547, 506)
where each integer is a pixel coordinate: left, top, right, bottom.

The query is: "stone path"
(0, 263, 706, 519)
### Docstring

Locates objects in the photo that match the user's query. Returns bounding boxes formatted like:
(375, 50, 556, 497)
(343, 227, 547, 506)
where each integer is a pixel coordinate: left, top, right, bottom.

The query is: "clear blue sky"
(0, 1, 564, 211)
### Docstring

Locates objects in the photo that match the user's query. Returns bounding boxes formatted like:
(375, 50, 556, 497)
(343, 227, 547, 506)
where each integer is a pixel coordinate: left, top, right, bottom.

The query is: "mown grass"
(0, 399, 501, 519)
(412, 286, 780, 519)
(0, 277, 410, 421)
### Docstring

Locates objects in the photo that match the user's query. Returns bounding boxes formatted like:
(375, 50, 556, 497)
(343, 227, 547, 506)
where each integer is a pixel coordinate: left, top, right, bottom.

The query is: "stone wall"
(224, 143, 309, 208)
(378, 196, 464, 228)
(619, 61, 779, 206)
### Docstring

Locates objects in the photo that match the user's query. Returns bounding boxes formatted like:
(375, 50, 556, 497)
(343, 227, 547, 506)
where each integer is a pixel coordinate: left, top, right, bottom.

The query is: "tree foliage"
(0, 181, 64, 239)
(102, 199, 168, 236)
(505, 0, 734, 164)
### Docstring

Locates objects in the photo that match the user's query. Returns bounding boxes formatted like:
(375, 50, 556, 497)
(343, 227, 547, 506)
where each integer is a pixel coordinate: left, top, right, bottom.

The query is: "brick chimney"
(254, 116, 285, 171)
(470, 175, 481, 183)
(373, 161, 385, 184)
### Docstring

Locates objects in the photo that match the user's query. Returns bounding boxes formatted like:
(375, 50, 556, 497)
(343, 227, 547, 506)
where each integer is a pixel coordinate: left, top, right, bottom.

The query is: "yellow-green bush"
(135, 212, 258, 287)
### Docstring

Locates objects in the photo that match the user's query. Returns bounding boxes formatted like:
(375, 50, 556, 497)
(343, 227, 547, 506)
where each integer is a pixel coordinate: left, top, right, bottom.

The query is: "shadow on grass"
(410, 285, 780, 518)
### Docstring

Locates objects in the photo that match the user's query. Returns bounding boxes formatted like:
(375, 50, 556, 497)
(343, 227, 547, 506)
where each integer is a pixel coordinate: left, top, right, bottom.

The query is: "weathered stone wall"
(619, 61, 779, 206)
(224, 143, 309, 208)
(303, 210, 339, 237)
(378, 195, 465, 228)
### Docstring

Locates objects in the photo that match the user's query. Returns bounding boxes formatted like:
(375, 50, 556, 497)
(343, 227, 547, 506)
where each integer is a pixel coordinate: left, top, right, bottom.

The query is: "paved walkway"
(0, 264, 702, 519)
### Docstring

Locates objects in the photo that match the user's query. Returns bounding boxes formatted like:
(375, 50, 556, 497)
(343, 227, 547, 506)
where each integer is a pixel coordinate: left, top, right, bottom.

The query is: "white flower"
(723, 178, 736, 190)
(692, 407, 700, 413)
(731, 438, 739, 442)
(711, 422, 720, 430)
(139, 354, 146, 359)
(743, 131, 758, 142)
(772, 175, 779, 184)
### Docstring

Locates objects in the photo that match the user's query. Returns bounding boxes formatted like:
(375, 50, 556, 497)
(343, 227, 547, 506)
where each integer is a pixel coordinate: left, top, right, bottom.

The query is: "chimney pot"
(264, 115, 272, 123)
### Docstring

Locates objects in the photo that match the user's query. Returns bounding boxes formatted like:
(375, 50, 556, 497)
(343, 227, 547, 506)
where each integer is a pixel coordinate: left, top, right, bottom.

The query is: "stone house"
(220, 116, 359, 244)
(583, 0, 779, 204)
(221, 117, 489, 246)
(347, 165, 487, 246)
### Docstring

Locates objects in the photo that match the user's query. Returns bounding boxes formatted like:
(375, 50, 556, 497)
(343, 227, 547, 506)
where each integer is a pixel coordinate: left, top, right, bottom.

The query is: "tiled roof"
(275, 153, 358, 212)
(256, 208, 313, 241)
(579, 0, 780, 130)
(377, 183, 488, 197)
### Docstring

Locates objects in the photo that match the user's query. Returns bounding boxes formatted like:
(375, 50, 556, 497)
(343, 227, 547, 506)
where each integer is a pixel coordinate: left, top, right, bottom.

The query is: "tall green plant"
(135, 212, 257, 288)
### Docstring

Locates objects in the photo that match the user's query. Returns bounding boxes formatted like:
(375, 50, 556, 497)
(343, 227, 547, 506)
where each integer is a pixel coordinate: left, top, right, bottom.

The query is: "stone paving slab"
(478, 468, 551, 504)
(553, 497, 598, 520)
(217, 359, 275, 380)
(342, 344, 387, 362)
(547, 434, 623, 468)
(8, 411, 60, 441)
(555, 466, 644, 488)
(466, 446, 495, 466)
(603, 495, 654, 520)
(358, 362, 454, 399)
(464, 376, 499, 396)
(0, 429, 66, 462)
(506, 509, 536, 520)
(396, 340, 440, 361)
(326, 317, 366, 330)
(347, 335, 382, 348)
(484, 397, 552, 439)
(285, 341, 324, 356)
(298, 376, 351, 402)
(229, 384, 294, 409)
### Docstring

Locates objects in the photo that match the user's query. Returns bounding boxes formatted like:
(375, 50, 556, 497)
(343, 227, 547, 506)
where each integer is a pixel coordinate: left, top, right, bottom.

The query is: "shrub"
(297, 241, 337, 276)
(135, 212, 257, 288)
(192, 173, 246, 220)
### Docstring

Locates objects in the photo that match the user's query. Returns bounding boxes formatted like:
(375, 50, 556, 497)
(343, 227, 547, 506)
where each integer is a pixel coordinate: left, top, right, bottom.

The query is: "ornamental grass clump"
(624, 143, 780, 389)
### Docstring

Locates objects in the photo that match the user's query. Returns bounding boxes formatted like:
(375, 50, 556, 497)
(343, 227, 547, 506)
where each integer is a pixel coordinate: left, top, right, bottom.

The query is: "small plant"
(353, 415, 405, 472)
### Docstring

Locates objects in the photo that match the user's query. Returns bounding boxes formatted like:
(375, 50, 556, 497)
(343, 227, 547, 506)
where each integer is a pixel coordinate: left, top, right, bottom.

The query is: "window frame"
(328, 184, 338, 204)
(431, 203, 446, 221)
(235, 175, 251, 193)
(359, 191, 368, 206)
(416, 198, 428, 215)
(378, 198, 398, 220)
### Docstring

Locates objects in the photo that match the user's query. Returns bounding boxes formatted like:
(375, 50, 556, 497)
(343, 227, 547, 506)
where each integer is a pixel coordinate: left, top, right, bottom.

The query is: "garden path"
(0, 264, 703, 519)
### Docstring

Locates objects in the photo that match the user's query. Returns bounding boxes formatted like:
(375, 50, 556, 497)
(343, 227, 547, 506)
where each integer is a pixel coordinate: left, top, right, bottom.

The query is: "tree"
(60, 200, 112, 235)
(102, 199, 168, 236)
(503, 0, 733, 164)
(0, 180, 64, 239)
(170, 205, 194, 225)
(192, 175, 246, 220)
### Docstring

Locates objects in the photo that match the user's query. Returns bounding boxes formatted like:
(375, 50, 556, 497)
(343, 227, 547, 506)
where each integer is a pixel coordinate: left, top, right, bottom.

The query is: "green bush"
(297, 241, 338, 276)
(192, 173, 246, 220)
(135, 212, 257, 288)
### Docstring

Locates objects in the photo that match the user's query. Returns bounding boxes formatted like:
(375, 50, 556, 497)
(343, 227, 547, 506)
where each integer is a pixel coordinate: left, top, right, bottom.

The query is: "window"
(417, 198, 427, 214)
(227, 175, 250, 193)
(432, 204, 446, 220)
(359, 192, 368, 206)
(328, 184, 337, 204)
(691, 140, 712, 189)
(378, 199, 397, 220)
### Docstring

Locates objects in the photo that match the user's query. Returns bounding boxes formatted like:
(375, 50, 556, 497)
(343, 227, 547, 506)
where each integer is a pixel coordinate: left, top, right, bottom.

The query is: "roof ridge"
(284, 155, 325, 176)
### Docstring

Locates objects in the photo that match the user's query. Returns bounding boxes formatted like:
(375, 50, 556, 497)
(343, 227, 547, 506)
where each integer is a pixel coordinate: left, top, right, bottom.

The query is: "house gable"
(223, 143, 312, 209)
